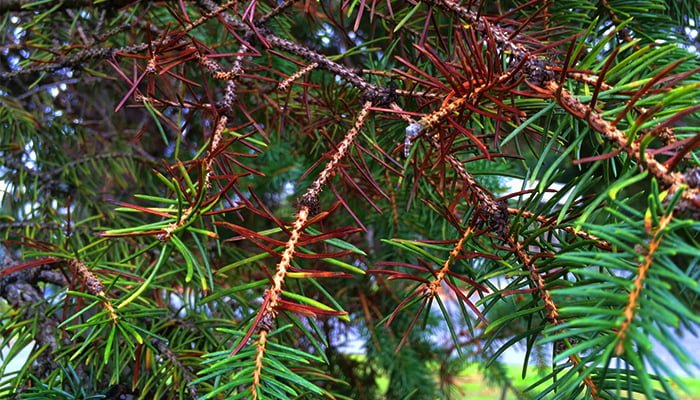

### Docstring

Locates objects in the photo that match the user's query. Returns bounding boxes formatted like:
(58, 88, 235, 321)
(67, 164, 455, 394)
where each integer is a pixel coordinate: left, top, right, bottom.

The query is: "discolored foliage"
(1, 1, 699, 399)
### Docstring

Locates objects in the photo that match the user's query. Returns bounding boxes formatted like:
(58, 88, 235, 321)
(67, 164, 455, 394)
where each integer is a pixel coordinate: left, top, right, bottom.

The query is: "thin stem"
(278, 62, 318, 91)
(69, 259, 118, 323)
(198, 0, 392, 102)
(426, 225, 474, 296)
(544, 80, 698, 203)
(507, 236, 600, 399)
(257, 0, 297, 25)
(615, 212, 673, 355)
(244, 102, 373, 391)
(251, 330, 268, 400)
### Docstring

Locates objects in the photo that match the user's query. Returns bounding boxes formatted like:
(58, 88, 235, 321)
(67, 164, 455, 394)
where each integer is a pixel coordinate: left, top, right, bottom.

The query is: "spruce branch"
(508, 235, 601, 399)
(278, 62, 318, 91)
(508, 208, 612, 251)
(425, 225, 476, 297)
(0, 43, 149, 80)
(615, 211, 674, 355)
(542, 80, 699, 204)
(4, 1, 699, 398)
(392, 66, 606, 396)
(68, 259, 119, 324)
(0, 0, 232, 81)
(563, 70, 614, 91)
(152, 339, 199, 399)
(204, 115, 227, 188)
(181, 0, 237, 34)
(389, 102, 501, 225)
(132, 93, 216, 110)
(197, 0, 395, 104)
(222, 45, 248, 112)
(238, 102, 372, 394)
(0, 0, 154, 12)
(251, 317, 269, 399)
(508, 237, 559, 324)
(256, 0, 296, 26)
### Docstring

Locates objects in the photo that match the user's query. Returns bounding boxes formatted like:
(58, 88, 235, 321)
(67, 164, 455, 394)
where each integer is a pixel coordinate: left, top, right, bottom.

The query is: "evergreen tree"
(1, 1, 699, 399)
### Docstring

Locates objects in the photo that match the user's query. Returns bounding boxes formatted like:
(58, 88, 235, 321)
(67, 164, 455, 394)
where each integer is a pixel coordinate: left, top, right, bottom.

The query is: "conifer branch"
(615, 211, 674, 355)
(152, 339, 199, 399)
(256, 0, 296, 26)
(0, 43, 150, 80)
(267, 101, 372, 309)
(0, 0, 232, 80)
(542, 80, 699, 204)
(197, 0, 395, 103)
(421, 0, 531, 58)
(394, 74, 604, 396)
(508, 208, 612, 251)
(182, 0, 237, 33)
(563, 70, 614, 91)
(509, 237, 559, 323)
(205, 115, 227, 188)
(244, 102, 372, 391)
(133, 93, 216, 110)
(425, 225, 474, 297)
(222, 45, 248, 112)
(508, 236, 601, 399)
(278, 62, 318, 91)
(251, 311, 269, 399)
(0, 0, 144, 12)
(69, 259, 118, 323)
(389, 102, 501, 226)
(4, 1, 698, 398)
(299, 101, 374, 208)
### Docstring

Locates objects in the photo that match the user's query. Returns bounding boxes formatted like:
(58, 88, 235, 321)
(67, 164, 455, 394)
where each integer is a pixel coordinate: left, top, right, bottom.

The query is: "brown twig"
(248, 101, 373, 393)
(543, 80, 698, 203)
(197, 0, 395, 104)
(251, 329, 269, 400)
(278, 62, 318, 91)
(69, 259, 118, 323)
(425, 225, 474, 297)
(257, 0, 297, 26)
(508, 208, 612, 251)
(615, 212, 673, 355)
(508, 235, 600, 399)
(1, 1, 232, 80)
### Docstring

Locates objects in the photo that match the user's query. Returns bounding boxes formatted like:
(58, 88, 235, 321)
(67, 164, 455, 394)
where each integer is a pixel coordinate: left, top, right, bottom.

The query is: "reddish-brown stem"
(246, 101, 373, 391)
(69, 259, 118, 323)
(543, 80, 698, 203)
(508, 236, 600, 399)
(426, 226, 474, 296)
(615, 212, 673, 355)
(278, 62, 318, 91)
(508, 208, 612, 251)
(251, 329, 268, 400)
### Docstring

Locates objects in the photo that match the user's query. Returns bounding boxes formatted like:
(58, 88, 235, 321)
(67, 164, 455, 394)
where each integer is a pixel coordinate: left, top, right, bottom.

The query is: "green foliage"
(1, 1, 699, 399)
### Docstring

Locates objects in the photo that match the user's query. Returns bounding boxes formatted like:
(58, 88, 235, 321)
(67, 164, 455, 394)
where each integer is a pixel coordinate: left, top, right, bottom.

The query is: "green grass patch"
(374, 360, 700, 399)
(454, 364, 700, 400)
